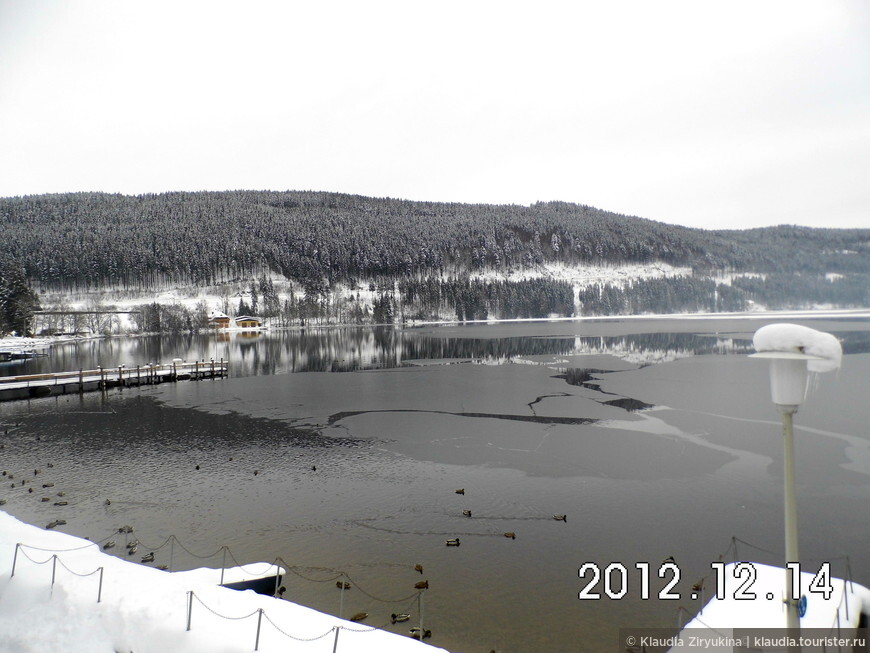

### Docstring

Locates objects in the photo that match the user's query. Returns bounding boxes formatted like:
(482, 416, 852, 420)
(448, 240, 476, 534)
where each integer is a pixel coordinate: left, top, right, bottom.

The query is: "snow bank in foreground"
(753, 323, 843, 373)
(0, 512, 446, 653)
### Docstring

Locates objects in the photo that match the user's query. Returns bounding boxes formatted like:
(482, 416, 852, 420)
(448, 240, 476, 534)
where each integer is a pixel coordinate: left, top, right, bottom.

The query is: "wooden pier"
(0, 360, 228, 402)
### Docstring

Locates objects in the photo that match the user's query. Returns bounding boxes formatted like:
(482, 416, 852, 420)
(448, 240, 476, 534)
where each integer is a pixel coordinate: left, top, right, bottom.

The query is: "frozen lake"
(1, 315, 868, 652)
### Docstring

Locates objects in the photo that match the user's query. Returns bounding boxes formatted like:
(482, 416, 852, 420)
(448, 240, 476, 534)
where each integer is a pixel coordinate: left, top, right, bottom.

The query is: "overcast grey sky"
(1, 0, 868, 230)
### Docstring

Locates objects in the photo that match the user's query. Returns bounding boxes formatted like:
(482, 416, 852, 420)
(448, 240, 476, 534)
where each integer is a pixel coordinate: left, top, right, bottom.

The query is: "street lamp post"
(748, 351, 821, 633)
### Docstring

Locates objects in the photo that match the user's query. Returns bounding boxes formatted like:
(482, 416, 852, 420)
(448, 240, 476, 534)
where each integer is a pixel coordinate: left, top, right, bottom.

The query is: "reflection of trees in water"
(401, 335, 577, 362)
(12, 327, 867, 379)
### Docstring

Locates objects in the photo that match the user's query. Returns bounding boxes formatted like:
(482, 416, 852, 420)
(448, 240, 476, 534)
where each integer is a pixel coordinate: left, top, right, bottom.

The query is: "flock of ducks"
(1, 464, 82, 528)
(1, 460, 165, 568)
(330, 487, 568, 639)
(2, 448, 572, 646)
(447, 488, 567, 545)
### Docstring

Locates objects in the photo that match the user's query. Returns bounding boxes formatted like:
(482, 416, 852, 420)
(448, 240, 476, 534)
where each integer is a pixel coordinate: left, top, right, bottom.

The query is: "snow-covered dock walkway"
(0, 511, 446, 653)
(0, 360, 228, 402)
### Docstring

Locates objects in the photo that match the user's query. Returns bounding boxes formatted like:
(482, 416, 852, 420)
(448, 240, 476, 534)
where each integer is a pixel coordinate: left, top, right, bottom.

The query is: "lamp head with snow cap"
(749, 323, 842, 411)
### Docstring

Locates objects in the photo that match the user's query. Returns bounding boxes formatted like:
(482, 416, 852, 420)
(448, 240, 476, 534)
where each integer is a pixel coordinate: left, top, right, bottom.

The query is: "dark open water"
(1, 315, 868, 652)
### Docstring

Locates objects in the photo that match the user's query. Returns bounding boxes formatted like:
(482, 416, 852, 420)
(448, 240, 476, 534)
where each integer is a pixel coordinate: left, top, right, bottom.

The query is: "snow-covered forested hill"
(1, 191, 868, 333)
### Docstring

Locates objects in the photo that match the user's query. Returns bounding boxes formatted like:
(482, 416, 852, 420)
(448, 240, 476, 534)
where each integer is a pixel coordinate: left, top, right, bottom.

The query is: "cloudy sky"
(1, 1, 868, 230)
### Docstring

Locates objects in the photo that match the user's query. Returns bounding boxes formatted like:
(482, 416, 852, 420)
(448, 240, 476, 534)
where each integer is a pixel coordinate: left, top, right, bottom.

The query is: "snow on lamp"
(749, 323, 842, 409)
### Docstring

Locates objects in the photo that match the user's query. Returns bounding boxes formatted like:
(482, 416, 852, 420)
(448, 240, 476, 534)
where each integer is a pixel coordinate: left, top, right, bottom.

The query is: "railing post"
(844, 581, 849, 621)
(254, 608, 263, 651)
(332, 626, 340, 653)
(51, 555, 57, 588)
(97, 567, 104, 603)
(11, 543, 20, 577)
(186, 591, 193, 631)
(220, 547, 227, 585)
(273, 560, 281, 597)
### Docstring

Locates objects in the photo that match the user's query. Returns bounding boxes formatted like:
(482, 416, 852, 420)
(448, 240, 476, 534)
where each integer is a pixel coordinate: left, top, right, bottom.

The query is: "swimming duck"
(445, 538, 461, 546)
(409, 627, 432, 640)
(104, 499, 111, 506)
(503, 532, 516, 539)
(126, 539, 140, 549)
(553, 514, 567, 522)
(103, 541, 116, 549)
(54, 500, 68, 506)
(157, 564, 169, 571)
(414, 564, 424, 574)
(42, 482, 54, 488)
(128, 545, 138, 555)
(414, 580, 429, 590)
(141, 552, 155, 563)
(336, 581, 351, 590)
(41, 497, 51, 502)
(391, 613, 411, 624)
(0, 499, 5, 505)
(455, 488, 465, 495)
(462, 510, 472, 517)
(350, 612, 368, 622)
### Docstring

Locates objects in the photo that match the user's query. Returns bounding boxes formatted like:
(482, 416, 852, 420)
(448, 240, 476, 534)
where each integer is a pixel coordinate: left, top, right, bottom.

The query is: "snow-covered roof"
(0, 511, 446, 653)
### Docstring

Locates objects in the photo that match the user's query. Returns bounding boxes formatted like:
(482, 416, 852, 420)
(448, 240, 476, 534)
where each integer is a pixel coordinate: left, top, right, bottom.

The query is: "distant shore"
(3, 307, 868, 353)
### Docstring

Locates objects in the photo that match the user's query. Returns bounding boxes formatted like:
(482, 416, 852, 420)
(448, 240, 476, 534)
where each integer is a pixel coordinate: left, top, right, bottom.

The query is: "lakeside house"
(234, 315, 263, 329)
(207, 311, 232, 329)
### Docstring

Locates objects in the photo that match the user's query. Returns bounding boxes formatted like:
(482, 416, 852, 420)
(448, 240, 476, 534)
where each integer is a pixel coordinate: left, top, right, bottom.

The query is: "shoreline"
(2, 308, 868, 355)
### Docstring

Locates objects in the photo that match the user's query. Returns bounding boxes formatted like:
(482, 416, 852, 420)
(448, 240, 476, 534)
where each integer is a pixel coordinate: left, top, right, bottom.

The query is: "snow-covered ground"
(668, 562, 870, 651)
(0, 511, 446, 653)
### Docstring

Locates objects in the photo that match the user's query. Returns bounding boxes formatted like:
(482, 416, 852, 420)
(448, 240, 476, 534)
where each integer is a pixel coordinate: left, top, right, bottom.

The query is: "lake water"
(1, 315, 868, 652)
